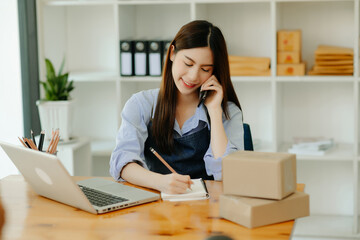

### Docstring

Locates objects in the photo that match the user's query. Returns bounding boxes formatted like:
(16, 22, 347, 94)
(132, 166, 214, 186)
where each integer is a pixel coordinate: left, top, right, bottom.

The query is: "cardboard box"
(277, 30, 301, 51)
(277, 51, 301, 64)
(220, 191, 309, 229)
(277, 63, 305, 76)
(229, 55, 271, 76)
(223, 151, 296, 200)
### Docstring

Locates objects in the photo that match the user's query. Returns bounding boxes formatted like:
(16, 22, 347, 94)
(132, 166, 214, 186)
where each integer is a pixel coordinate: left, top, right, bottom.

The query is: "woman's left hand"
(201, 75, 223, 113)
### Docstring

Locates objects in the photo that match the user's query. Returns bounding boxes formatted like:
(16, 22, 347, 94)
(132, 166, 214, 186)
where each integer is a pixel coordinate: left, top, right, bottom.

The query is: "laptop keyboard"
(79, 185, 128, 207)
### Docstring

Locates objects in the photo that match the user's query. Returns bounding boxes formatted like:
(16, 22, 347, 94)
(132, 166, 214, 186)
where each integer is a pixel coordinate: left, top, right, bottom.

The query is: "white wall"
(0, 0, 23, 179)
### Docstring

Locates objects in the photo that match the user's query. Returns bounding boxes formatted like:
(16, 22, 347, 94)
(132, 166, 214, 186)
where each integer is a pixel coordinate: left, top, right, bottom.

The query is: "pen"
(38, 130, 45, 151)
(31, 130, 37, 148)
(149, 147, 192, 189)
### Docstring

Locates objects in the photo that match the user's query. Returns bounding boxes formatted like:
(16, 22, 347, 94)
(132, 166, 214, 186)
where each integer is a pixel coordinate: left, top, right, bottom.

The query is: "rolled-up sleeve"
(109, 93, 154, 181)
(204, 102, 244, 180)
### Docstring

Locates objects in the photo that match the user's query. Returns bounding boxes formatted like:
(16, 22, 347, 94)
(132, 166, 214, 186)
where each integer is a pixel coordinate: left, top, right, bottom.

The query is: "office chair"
(243, 123, 254, 151)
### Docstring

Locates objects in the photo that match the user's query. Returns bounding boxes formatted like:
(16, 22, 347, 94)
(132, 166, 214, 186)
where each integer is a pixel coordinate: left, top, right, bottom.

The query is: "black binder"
(148, 41, 163, 76)
(134, 40, 148, 76)
(162, 40, 171, 66)
(120, 40, 134, 76)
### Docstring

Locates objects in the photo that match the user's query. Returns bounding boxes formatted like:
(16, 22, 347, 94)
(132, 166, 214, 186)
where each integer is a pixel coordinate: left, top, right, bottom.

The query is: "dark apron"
(144, 121, 214, 180)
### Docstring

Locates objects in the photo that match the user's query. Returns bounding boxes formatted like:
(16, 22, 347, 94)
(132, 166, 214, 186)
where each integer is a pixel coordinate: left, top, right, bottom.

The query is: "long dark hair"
(152, 20, 241, 154)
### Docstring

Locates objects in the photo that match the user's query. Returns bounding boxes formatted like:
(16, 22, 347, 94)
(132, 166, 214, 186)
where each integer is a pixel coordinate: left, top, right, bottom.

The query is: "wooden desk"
(0, 175, 304, 240)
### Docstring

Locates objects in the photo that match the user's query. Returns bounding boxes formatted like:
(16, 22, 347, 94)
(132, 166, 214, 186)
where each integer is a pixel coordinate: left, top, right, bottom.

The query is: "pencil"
(50, 134, 60, 154)
(149, 147, 192, 190)
(22, 137, 31, 149)
(48, 129, 60, 154)
(27, 139, 38, 150)
(46, 130, 56, 153)
(149, 147, 177, 173)
(18, 137, 27, 148)
(24, 138, 37, 150)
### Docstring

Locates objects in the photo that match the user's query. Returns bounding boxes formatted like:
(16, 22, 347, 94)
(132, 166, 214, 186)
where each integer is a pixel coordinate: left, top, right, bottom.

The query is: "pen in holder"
(18, 129, 60, 155)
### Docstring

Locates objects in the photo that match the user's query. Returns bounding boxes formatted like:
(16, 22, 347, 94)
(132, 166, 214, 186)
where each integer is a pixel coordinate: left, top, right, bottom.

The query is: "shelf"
(120, 76, 162, 82)
(279, 143, 354, 161)
(120, 76, 273, 82)
(276, 0, 354, 2)
(66, 73, 359, 83)
(70, 71, 118, 82)
(275, 76, 356, 82)
(91, 139, 115, 157)
(44, 0, 116, 6)
(194, 0, 271, 4)
(117, 0, 191, 5)
(293, 215, 358, 239)
(65, 73, 360, 83)
(43, 0, 357, 5)
(230, 76, 271, 82)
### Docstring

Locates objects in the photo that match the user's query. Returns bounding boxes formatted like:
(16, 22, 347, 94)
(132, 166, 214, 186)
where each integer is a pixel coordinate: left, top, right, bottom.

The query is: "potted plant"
(36, 58, 75, 141)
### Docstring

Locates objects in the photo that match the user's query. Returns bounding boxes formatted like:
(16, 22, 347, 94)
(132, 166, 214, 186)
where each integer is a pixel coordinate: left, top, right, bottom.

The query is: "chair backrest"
(243, 123, 254, 151)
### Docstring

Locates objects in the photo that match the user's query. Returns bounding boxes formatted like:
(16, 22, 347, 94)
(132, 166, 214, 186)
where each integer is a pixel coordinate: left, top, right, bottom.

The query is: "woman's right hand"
(158, 173, 193, 194)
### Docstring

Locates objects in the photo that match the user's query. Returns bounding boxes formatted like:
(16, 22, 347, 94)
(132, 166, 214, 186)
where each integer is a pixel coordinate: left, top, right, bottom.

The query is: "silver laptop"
(0, 141, 160, 214)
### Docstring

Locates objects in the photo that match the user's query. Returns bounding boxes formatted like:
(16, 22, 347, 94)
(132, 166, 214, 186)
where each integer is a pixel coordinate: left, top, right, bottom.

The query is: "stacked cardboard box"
(228, 55, 271, 76)
(277, 30, 306, 76)
(220, 151, 309, 228)
(308, 45, 353, 76)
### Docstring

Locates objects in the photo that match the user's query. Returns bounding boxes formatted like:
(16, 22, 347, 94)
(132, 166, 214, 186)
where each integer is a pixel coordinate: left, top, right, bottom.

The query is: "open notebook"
(161, 178, 209, 202)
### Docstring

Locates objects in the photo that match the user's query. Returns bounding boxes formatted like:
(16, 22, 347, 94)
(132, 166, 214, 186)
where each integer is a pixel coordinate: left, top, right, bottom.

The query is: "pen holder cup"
(49, 151, 58, 156)
(40, 150, 57, 156)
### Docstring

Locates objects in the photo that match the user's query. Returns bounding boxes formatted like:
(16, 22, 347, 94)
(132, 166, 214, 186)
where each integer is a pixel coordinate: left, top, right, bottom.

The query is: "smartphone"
(198, 90, 208, 107)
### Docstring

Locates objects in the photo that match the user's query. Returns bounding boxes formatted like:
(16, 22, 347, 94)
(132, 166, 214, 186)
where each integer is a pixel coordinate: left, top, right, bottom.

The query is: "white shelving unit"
(36, 0, 360, 238)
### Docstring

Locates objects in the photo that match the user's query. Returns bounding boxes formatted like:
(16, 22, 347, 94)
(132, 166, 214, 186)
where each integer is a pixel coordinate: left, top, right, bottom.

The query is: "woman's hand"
(158, 173, 193, 194)
(200, 75, 223, 114)
(201, 75, 228, 159)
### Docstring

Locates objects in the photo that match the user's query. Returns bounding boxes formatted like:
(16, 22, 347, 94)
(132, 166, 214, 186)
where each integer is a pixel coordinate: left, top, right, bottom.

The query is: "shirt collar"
(174, 105, 210, 136)
(198, 105, 210, 127)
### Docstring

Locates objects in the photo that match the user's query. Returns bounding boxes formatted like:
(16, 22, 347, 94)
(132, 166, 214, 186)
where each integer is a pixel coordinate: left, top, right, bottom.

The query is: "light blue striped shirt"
(110, 88, 244, 181)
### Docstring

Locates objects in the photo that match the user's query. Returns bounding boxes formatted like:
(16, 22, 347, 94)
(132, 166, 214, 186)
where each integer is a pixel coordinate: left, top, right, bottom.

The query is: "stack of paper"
(228, 55, 271, 76)
(309, 45, 353, 76)
(288, 137, 334, 156)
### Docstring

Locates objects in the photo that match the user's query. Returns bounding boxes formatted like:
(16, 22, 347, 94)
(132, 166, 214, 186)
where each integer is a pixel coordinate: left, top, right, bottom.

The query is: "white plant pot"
(36, 100, 74, 142)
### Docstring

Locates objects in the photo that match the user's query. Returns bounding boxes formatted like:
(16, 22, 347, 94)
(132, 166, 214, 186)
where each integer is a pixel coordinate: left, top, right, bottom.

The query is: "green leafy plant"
(40, 58, 74, 101)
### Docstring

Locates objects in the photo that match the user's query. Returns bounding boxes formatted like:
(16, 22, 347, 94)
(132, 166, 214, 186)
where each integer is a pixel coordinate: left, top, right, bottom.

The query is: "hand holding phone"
(198, 90, 208, 107)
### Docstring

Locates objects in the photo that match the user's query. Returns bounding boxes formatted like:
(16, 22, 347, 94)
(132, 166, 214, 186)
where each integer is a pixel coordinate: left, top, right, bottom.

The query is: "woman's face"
(170, 46, 214, 96)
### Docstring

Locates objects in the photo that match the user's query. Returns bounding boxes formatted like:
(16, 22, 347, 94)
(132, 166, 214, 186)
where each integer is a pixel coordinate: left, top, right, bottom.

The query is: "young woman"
(110, 20, 244, 194)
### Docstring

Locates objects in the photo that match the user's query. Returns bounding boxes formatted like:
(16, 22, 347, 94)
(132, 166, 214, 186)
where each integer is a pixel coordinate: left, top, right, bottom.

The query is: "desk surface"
(0, 175, 304, 240)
